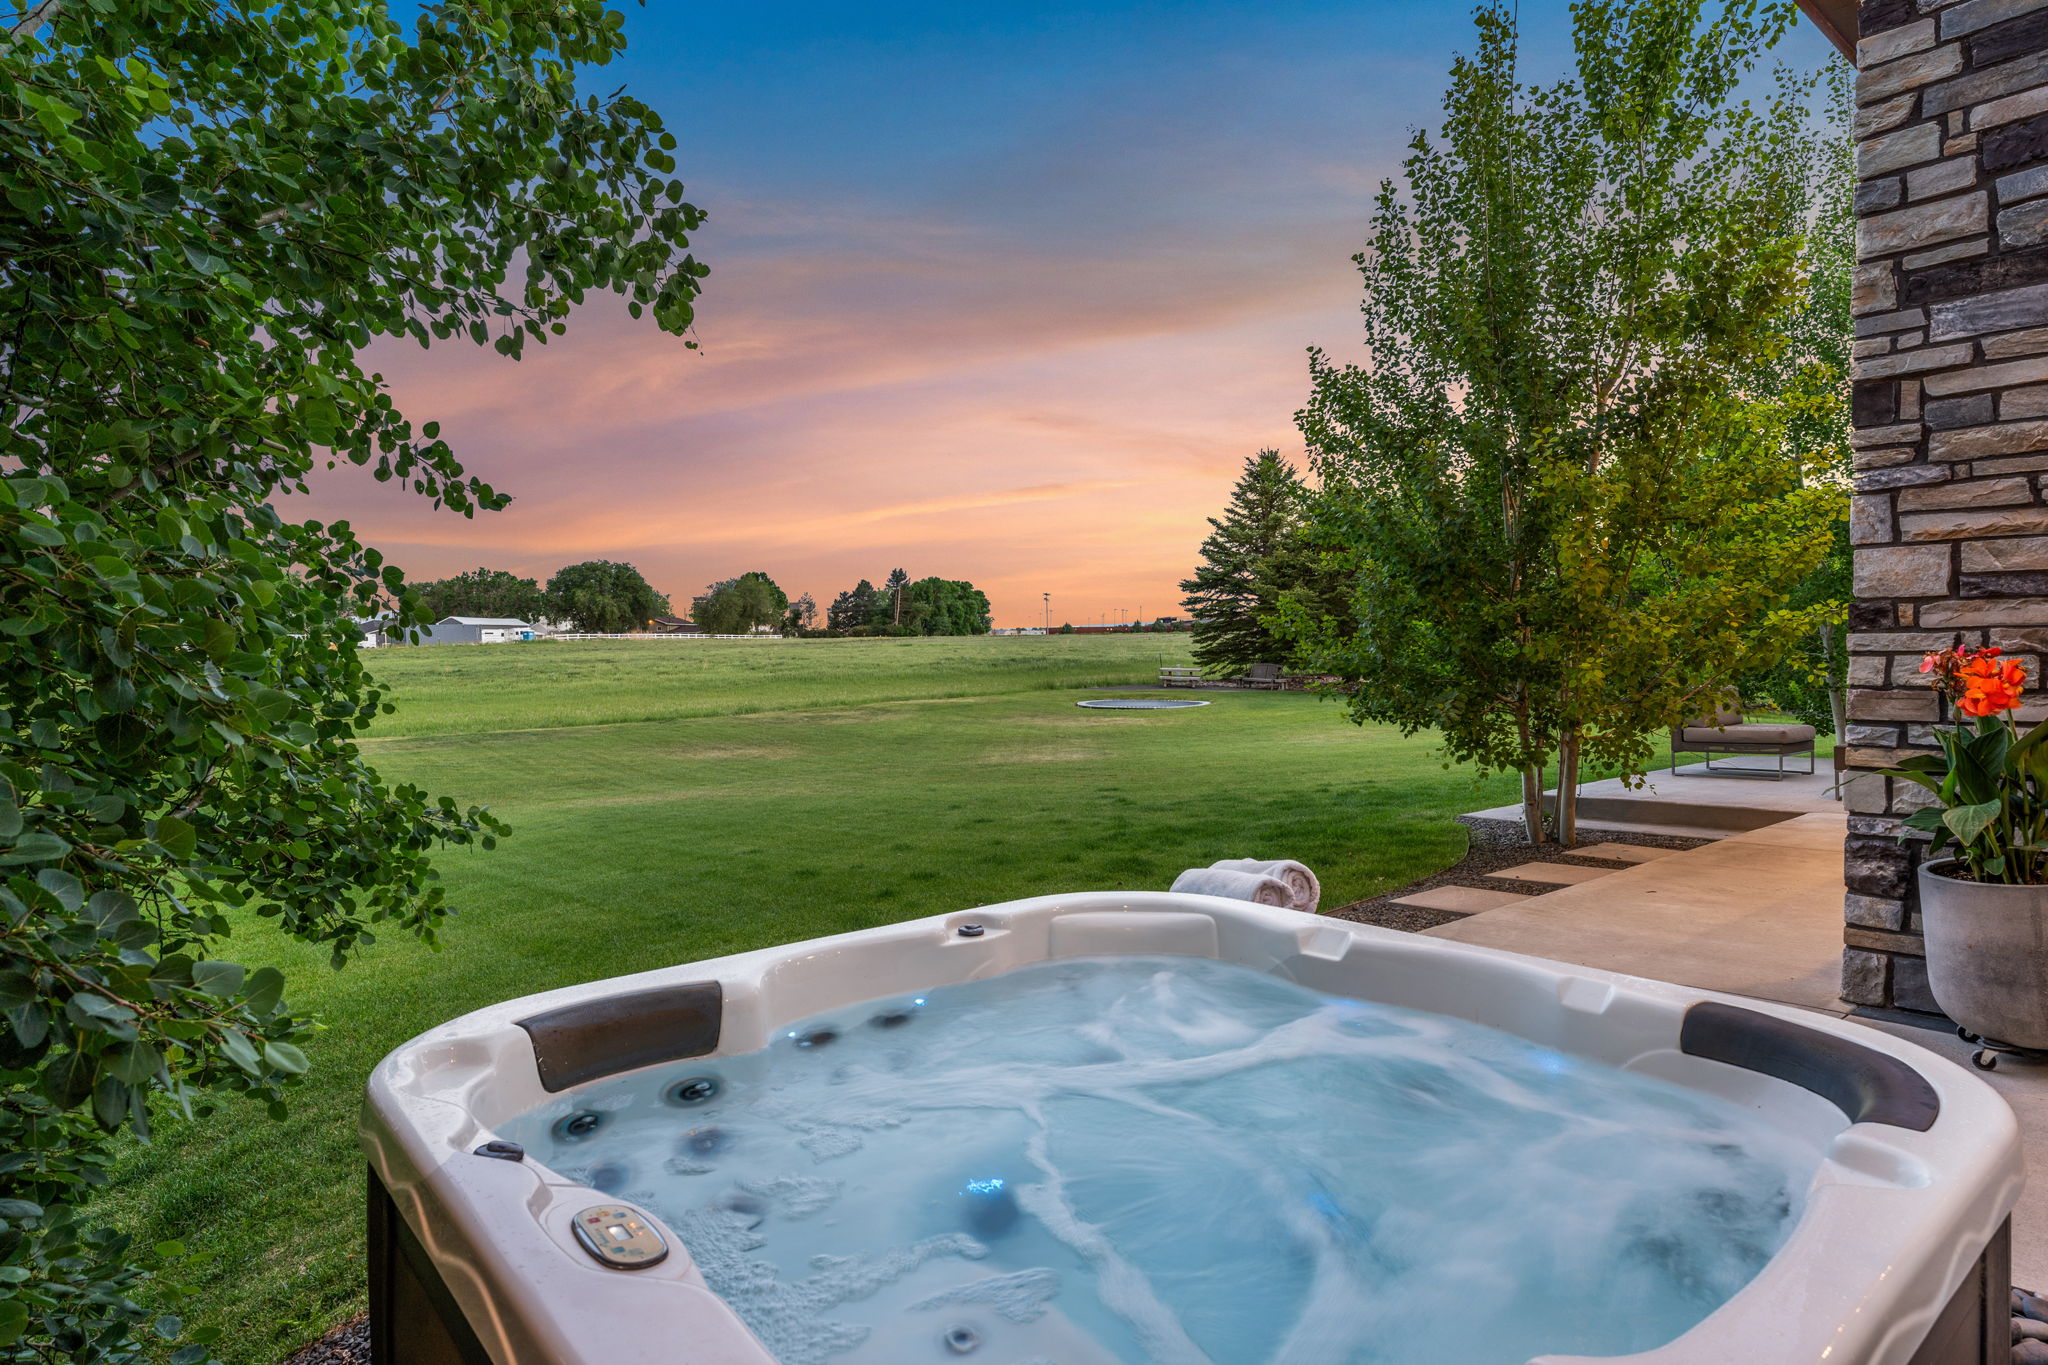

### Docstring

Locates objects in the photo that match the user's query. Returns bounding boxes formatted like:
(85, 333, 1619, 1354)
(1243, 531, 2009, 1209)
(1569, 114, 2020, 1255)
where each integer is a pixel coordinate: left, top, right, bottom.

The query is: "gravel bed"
(280, 1315, 366, 1365)
(1324, 816, 1712, 933)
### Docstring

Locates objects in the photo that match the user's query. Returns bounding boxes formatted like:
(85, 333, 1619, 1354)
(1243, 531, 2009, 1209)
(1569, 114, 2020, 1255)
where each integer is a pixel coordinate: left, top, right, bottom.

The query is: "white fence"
(541, 632, 793, 642)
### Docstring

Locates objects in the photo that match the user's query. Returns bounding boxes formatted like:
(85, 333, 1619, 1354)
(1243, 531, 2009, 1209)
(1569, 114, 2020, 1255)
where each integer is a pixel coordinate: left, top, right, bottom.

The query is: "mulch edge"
(1322, 816, 1713, 934)
(279, 1314, 367, 1365)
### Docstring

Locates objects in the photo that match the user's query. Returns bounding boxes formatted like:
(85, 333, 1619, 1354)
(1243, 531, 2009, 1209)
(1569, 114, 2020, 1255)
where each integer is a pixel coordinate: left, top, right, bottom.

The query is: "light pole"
(1043, 593, 1050, 631)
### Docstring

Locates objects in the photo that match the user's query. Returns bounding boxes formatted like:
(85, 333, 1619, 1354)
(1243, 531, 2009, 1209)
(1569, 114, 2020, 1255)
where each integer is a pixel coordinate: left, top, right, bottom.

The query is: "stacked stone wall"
(1847, 0, 2048, 1009)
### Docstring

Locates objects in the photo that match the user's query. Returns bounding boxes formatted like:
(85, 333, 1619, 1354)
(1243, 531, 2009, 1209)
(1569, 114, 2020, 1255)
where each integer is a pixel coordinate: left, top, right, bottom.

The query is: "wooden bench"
(1243, 662, 1284, 690)
(1159, 666, 1201, 688)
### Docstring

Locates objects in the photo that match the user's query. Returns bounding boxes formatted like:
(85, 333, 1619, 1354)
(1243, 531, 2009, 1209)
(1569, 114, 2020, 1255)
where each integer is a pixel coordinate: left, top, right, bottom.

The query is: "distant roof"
(436, 616, 533, 627)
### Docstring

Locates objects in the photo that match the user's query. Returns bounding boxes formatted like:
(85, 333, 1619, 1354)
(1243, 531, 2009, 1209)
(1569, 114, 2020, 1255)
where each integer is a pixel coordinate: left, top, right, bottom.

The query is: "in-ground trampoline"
(1074, 698, 1209, 710)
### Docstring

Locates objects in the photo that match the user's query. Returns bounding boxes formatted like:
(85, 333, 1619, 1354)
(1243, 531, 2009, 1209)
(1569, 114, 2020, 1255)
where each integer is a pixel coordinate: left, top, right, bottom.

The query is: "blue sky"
(310, 1, 1837, 625)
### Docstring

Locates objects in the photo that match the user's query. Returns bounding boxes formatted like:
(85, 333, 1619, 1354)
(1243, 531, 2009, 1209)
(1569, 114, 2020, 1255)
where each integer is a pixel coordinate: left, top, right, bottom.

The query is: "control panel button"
(570, 1204, 669, 1270)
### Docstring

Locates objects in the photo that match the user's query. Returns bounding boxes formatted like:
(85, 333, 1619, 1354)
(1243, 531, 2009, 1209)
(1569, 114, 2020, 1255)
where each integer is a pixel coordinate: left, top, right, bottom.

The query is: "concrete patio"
(1464, 762, 1866, 839)
(1431, 783, 2048, 1287)
(1426, 812, 1852, 1012)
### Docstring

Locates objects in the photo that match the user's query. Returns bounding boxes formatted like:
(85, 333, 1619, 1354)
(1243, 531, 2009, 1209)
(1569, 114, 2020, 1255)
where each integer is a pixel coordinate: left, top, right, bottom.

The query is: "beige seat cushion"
(1679, 722, 1815, 747)
(1697, 695, 1745, 730)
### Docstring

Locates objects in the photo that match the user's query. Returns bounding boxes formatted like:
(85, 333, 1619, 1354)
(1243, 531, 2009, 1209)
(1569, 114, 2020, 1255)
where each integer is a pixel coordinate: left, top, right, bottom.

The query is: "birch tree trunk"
(1820, 623, 1847, 740)
(1554, 727, 1581, 847)
(1520, 764, 1547, 844)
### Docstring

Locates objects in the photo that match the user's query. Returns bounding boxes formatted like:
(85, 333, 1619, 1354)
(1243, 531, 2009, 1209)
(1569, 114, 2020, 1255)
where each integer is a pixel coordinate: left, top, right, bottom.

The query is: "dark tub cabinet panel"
(368, 1167, 494, 1365)
(1909, 1217, 2012, 1365)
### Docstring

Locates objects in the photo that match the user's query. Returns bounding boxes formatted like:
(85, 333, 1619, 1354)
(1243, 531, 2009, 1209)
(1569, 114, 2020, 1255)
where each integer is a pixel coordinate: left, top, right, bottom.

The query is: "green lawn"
(357, 632, 1198, 736)
(102, 636, 1606, 1360)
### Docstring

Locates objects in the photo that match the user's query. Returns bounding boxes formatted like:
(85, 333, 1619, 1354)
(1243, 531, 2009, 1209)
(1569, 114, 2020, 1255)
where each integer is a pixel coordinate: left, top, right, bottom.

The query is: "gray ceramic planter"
(1920, 859, 2048, 1050)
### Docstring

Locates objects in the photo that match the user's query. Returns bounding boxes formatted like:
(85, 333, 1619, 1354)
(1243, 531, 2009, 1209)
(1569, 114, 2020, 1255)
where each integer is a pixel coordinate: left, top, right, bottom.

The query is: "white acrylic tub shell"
(361, 892, 2024, 1365)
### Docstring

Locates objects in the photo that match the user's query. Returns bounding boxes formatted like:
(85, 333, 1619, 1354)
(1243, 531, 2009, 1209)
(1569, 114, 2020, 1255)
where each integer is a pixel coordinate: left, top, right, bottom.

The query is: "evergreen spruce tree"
(1179, 451, 1308, 675)
(827, 579, 880, 631)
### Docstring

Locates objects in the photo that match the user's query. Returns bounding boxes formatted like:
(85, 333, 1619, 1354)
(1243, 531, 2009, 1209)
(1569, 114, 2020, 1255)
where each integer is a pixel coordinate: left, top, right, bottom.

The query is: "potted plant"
(1883, 643, 2048, 1065)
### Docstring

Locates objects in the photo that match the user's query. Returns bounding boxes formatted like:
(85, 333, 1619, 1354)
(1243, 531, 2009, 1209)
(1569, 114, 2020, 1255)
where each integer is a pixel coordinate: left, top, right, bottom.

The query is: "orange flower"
(1955, 653, 2026, 716)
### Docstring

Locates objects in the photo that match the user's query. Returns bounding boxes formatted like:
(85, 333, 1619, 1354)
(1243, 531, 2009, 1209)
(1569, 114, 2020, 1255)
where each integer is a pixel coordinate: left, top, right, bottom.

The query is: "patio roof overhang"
(1796, 0, 1857, 62)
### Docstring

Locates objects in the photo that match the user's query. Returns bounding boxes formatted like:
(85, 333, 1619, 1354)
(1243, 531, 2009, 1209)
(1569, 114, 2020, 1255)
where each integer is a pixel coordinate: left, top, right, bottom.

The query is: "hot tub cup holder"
(1958, 1026, 2048, 1071)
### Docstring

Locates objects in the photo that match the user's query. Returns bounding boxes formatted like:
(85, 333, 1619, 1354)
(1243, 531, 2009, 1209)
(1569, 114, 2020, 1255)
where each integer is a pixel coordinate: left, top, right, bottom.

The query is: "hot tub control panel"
(570, 1204, 669, 1270)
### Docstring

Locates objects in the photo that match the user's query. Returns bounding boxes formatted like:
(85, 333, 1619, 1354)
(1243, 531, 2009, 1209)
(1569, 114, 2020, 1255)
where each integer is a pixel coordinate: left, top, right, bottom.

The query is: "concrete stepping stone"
(1387, 885, 1529, 915)
(1568, 842, 1681, 864)
(1492, 862, 1622, 886)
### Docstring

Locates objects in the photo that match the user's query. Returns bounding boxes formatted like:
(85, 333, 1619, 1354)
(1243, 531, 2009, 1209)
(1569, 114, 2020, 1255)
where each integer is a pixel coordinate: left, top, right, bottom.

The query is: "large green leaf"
(1901, 807, 1947, 833)
(1944, 800, 2004, 848)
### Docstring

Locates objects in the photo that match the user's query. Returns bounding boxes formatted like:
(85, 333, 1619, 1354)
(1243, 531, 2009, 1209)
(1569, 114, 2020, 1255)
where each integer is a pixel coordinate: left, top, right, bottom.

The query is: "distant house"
(348, 614, 398, 648)
(415, 616, 536, 646)
(649, 616, 705, 635)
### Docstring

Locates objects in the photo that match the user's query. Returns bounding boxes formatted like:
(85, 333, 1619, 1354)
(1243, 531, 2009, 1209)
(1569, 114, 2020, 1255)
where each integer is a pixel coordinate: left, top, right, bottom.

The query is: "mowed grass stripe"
(361, 633, 1195, 736)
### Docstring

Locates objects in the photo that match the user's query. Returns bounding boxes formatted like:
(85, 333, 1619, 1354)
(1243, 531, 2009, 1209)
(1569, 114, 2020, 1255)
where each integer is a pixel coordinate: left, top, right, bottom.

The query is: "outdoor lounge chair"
(1669, 696, 1816, 778)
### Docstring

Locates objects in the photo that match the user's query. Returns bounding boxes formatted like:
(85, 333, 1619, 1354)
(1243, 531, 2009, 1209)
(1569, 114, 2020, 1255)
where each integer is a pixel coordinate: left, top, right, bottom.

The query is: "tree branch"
(6, 0, 61, 41)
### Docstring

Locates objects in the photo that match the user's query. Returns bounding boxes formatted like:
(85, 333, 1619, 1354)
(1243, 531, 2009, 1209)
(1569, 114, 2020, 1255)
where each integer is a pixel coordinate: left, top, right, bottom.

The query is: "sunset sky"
(298, 1, 1833, 627)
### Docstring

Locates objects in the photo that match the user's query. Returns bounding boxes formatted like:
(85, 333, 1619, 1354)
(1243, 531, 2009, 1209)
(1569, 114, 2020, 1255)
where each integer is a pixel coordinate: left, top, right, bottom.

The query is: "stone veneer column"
(1845, 0, 2048, 1011)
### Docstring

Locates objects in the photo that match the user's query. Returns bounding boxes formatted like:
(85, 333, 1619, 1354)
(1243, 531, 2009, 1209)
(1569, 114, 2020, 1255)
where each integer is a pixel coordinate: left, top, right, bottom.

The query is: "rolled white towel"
(1209, 858, 1320, 912)
(1169, 867, 1294, 908)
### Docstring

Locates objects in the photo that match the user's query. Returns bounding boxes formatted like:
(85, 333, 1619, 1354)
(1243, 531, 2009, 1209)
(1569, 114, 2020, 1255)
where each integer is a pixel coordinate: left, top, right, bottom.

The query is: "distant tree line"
(1051, 618, 1191, 634)
(822, 567, 991, 636)
(411, 560, 669, 634)
(412, 562, 990, 637)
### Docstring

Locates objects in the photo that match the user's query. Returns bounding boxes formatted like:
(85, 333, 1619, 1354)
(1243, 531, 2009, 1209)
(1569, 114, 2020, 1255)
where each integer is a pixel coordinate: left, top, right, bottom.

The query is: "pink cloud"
(294, 192, 1362, 625)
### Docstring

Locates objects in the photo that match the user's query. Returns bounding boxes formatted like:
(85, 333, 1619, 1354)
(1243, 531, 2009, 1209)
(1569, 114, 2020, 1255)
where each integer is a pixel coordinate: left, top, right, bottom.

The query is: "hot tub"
(361, 892, 2022, 1365)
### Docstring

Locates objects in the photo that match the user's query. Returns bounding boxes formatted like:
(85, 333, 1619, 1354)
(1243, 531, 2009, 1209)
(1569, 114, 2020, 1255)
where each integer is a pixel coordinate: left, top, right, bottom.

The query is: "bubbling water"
(499, 957, 1814, 1364)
